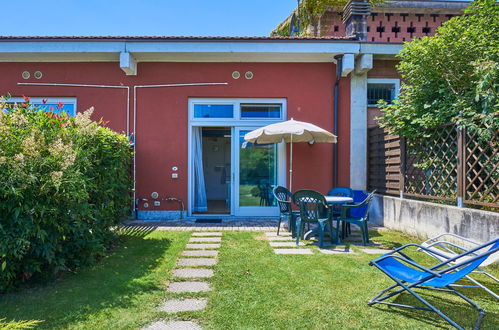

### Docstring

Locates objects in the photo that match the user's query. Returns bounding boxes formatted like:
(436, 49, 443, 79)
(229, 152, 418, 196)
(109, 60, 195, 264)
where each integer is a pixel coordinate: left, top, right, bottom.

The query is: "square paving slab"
(319, 247, 355, 254)
(265, 232, 291, 237)
(158, 298, 207, 313)
(189, 237, 222, 243)
(274, 248, 313, 255)
(192, 232, 222, 237)
(177, 258, 217, 267)
(173, 268, 214, 278)
(269, 241, 305, 247)
(142, 321, 202, 330)
(266, 236, 295, 241)
(359, 248, 393, 254)
(167, 281, 211, 293)
(185, 243, 220, 249)
(181, 250, 218, 257)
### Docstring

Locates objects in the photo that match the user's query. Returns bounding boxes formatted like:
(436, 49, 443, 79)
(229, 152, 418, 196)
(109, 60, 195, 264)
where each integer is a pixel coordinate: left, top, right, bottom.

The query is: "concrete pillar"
(350, 70, 368, 190)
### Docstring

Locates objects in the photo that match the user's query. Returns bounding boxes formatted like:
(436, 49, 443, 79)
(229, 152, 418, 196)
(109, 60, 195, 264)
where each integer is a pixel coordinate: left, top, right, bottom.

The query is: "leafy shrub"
(0, 97, 132, 291)
(377, 0, 498, 141)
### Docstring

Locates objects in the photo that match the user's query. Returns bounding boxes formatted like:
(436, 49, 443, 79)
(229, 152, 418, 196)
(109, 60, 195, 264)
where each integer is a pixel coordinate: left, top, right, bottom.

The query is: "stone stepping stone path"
(181, 250, 218, 257)
(142, 321, 202, 330)
(267, 236, 295, 241)
(177, 258, 217, 266)
(262, 231, 315, 254)
(168, 281, 211, 293)
(159, 298, 207, 313)
(185, 243, 220, 249)
(274, 248, 313, 255)
(192, 232, 222, 237)
(145, 231, 223, 329)
(172, 268, 214, 278)
(269, 241, 305, 247)
(189, 237, 222, 243)
(319, 247, 355, 254)
(359, 248, 393, 254)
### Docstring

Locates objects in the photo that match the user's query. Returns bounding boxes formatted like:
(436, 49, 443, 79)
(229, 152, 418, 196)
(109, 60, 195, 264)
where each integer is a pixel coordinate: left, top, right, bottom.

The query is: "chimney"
(343, 0, 371, 41)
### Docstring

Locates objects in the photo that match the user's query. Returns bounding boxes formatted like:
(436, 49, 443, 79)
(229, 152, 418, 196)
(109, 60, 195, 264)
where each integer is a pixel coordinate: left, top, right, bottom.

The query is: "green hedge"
(0, 97, 132, 291)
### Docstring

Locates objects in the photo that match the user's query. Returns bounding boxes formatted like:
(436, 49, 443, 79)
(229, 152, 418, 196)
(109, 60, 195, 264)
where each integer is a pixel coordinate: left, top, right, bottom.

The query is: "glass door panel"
(235, 128, 279, 216)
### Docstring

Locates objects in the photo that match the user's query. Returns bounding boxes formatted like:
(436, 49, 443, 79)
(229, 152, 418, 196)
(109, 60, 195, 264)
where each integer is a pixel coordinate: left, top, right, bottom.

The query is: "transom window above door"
(190, 99, 285, 122)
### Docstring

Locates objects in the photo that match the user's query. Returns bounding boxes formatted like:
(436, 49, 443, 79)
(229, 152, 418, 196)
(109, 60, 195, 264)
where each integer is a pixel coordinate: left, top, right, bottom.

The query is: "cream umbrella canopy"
(244, 118, 337, 191)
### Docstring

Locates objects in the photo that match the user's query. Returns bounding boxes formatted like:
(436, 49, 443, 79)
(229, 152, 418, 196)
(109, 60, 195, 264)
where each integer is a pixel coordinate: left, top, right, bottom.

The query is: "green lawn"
(1, 228, 498, 329)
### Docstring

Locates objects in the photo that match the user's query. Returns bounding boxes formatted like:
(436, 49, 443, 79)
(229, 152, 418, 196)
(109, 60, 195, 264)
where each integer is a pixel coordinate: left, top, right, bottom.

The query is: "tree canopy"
(377, 0, 499, 140)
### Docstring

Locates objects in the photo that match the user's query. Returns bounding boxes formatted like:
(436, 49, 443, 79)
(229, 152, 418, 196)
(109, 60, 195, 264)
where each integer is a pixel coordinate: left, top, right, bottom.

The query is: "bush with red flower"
(0, 97, 132, 291)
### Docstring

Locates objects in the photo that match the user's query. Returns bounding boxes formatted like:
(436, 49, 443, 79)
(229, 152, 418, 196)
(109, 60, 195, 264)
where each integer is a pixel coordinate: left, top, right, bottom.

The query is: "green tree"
(377, 0, 499, 140)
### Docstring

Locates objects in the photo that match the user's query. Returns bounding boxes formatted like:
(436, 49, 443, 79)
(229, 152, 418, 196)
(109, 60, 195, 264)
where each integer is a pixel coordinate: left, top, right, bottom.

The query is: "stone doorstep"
(273, 248, 314, 255)
(189, 237, 222, 243)
(167, 281, 211, 293)
(185, 243, 221, 249)
(177, 258, 217, 267)
(268, 241, 305, 247)
(158, 298, 207, 313)
(142, 321, 202, 330)
(172, 268, 214, 278)
(359, 248, 394, 254)
(192, 232, 222, 237)
(181, 250, 219, 257)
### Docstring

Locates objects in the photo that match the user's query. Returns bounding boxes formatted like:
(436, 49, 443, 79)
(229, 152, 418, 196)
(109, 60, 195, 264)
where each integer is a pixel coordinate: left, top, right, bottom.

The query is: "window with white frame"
(190, 99, 285, 122)
(5, 97, 77, 116)
(367, 79, 400, 106)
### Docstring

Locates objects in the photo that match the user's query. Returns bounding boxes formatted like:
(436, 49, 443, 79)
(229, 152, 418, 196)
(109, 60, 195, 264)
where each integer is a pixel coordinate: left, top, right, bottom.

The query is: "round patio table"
(302, 196, 354, 241)
(325, 196, 354, 204)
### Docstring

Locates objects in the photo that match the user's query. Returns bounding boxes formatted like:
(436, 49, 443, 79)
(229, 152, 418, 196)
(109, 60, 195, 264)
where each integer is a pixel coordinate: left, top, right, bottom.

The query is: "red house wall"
(0, 61, 350, 211)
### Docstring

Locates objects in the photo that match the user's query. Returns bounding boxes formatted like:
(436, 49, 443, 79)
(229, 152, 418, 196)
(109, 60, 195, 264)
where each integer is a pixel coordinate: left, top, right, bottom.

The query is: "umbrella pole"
(289, 134, 293, 192)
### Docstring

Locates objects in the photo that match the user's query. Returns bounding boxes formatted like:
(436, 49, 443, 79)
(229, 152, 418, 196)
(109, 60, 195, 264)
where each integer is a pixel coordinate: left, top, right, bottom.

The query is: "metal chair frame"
(368, 238, 499, 330)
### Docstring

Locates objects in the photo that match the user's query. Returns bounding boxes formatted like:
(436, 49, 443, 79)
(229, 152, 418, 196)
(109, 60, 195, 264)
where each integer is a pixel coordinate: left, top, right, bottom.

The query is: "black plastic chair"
(273, 186, 298, 237)
(293, 190, 339, 248)
(339, 190, 376, 245)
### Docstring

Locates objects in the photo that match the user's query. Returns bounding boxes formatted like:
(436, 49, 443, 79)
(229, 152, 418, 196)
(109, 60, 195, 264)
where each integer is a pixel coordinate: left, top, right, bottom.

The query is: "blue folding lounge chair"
(419, 233, 499, 299)
(368, 238, 499, 330)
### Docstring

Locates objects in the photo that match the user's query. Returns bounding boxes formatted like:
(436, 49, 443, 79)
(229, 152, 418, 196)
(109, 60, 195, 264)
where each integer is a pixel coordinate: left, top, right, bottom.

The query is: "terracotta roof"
(0, 35, 356, 41)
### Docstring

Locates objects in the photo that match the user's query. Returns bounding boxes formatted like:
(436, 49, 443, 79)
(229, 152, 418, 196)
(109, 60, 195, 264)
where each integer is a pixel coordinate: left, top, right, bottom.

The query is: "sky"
(0, 0, 298, 37)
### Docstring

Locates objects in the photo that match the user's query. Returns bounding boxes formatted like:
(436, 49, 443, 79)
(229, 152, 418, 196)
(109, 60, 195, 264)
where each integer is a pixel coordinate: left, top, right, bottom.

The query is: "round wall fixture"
(143, 202, 149, 208)
(232, 71, 240, 79)
(151, 192, 159, 199)
(34, 71, 43, 79)
(245, 71, 254, 79)
(22, 71, 30, 79)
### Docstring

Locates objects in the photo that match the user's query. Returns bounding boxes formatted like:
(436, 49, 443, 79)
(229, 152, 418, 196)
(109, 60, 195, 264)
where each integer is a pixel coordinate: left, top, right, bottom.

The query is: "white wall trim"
(0, 41, 403, 63)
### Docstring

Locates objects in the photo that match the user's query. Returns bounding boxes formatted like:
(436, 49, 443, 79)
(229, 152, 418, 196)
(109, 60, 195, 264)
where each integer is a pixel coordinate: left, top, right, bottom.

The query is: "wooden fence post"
(399, 137, 406, 199)
(456, 127, 466, 207)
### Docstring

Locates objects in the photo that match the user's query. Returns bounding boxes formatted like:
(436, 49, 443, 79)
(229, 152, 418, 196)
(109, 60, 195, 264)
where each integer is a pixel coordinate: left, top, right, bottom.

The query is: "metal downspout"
(333, 55, 344, 188)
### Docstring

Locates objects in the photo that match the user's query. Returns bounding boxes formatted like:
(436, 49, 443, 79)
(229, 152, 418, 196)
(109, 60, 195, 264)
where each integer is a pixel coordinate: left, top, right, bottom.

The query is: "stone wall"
(370, 195, 499, 243)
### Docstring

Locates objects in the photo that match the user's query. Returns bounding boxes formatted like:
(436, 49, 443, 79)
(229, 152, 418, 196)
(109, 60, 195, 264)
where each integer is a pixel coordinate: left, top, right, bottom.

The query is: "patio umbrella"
(244, 118, 337, 191)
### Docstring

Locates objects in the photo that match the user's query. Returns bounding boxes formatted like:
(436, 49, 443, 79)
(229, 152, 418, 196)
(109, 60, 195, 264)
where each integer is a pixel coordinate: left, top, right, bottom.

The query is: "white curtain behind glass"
(193, 127, 208, 212)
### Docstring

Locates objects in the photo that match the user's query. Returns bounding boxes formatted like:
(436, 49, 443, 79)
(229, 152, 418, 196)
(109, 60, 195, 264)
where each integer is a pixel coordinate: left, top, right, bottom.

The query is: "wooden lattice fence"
(368, 124, 498, 209)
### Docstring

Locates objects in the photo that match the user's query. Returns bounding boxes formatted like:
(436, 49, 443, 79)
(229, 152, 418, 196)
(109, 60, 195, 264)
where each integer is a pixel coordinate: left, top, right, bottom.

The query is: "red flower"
(22, 95, 30, 102)
(21, 103, 27, 107)
(49, 106, 54, 112)
(56, 101, 64, 110)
